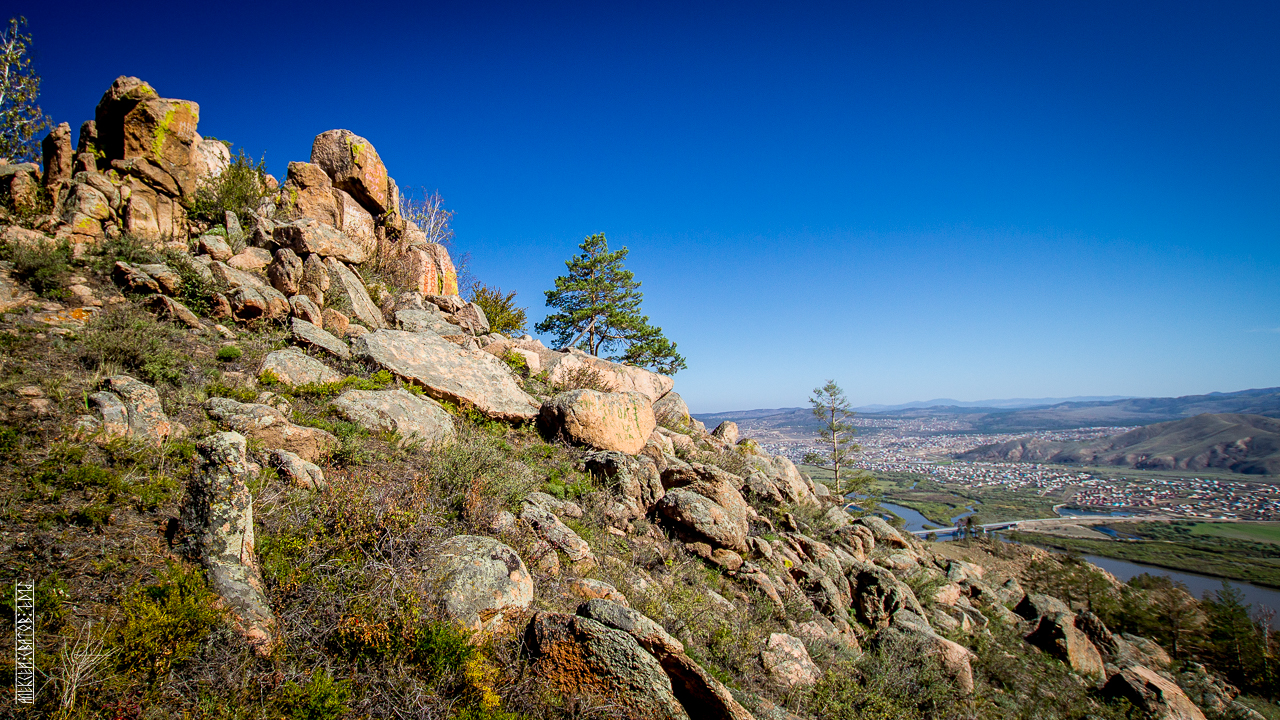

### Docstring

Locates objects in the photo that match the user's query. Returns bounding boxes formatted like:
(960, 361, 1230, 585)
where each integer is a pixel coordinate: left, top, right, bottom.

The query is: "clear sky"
(22, 1, 1280, 412)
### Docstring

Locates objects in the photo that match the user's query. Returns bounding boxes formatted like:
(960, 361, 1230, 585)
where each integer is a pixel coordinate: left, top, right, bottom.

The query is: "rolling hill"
(955, 413, 1280, 475)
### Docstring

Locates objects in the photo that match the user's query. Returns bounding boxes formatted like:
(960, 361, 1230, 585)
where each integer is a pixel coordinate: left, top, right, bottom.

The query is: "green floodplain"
(800, 465, 1280, 588)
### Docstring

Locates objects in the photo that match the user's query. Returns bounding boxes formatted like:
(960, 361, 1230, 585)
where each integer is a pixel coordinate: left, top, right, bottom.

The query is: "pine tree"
(802, 380, 871, 496)
(0, 17, 49, 163)
(537, 233, 686, 375)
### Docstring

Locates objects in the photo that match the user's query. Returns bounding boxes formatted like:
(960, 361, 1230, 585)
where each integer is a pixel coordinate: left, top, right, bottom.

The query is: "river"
(1082, 554, 1280, 628)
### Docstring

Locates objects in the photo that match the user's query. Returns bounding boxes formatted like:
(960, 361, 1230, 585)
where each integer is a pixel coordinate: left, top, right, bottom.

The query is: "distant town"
(743, 416, 1280, 521)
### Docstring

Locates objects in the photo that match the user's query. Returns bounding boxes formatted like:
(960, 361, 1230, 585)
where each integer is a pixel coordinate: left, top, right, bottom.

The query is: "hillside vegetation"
(4, 75, 1280, 720)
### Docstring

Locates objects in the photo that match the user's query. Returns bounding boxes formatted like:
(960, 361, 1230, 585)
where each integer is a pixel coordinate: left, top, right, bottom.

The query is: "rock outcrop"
(330, 388, 456, 446)
(537, 389, 657, 454)
(426, 535, 533, 635)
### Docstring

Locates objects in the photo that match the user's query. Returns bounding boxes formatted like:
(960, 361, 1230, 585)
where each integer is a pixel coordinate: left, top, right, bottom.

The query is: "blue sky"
(23, 1, 1280, 412)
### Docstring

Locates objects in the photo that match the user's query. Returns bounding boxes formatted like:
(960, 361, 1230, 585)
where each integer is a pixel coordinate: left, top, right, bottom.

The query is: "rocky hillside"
(0, 77, 1267, 720)
(958, 413, 1280, 475)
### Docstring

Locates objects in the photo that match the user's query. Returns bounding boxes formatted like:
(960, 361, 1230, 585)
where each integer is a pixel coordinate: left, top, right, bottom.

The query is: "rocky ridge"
(0, 77, 1259, 720)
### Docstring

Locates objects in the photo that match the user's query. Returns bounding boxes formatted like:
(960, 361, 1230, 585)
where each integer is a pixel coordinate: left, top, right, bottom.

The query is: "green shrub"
(287, 371, 393, 399)
(3, 238, 72, 299)
(550, 364, 614, 394)
(217, 345, 243, 362)
(500, 349, 529, 376)
(470, 285, 527, 335)
(78, 305, 184, 383)
(275, 669, 352, 720)
(205, 380, 259, 403)
(188, 148, 268, 227)
(111, 562, 221, 681)
(89, 233, 160, 271)
(166, 252, 220, 315)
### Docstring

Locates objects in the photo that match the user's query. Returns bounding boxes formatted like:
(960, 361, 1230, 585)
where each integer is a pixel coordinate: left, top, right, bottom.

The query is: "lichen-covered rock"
(584, 450, 665, 512)
(291, 317, 350, 360)
(850, 564, 927, 628)
(264, 448, 326, 490)
(1104, 665, 1206, 720)
(711, 421, 739, 444)
(545, 348, 674, 402)
(325, 257, 384, 329)
(258, 346, 342, 386)
(760, 633, 819, 691)
(144, 294, 200, 328)
(204, 396, 335, 462)
(121, 96, 202, 197)
(288, 294, 324, 326)
(112, 261, 160, 294)
(310, 129, 390, 216)
(1025, 612, 1105, 678)
(227, 247, 272, 272)
(275, 218, 367, 264)
(268, 248, 303, 296)
(330, 388, 455, 446)
(853, 515, 909, 548)
(395, 308, 466, 337)
(653, 391, 692, 429)
(520, 503, 594, 563)
(538, 390, 657, 454)
(180, 432, 278, 654)
(42, 122, 74, 195)
(352, 330, 539, 421)
(1015, 593, 1071, 622)
(523, 612, 689, 720)
(426, 535, 533, 635)
(137, 263, 181, 295)
(78, 375, 176, 445)
(577, 599, 756, 720)
(654, 489, 748, 554)
(279, 161, 339, 226)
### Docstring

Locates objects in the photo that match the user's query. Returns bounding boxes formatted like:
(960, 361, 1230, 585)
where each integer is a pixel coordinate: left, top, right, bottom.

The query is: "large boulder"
(577, 599, 754, 720)
(1103, 665, 1207, 720)
(523, 612, 689, 720)
(94, 76, 159, 164)
(325, 257, 385, 329)
(279, 161, 339, 226)
(352, 330, 539, 421)
(275, 219, 368, 265)
(259, 347, 342, 386)
(77, 375, 177, 445)
(42, 122, 74, 195)
(1025, 612, 1106, 679)
(1015, 593, 1071, 622)
(654, 489, 748, 554)
(759, 633, 820, 692)
(310, 129, 390, 216)
(425, 535, 533, 635)
(204, 397, 336, 462)
(544, 348, 674, 402)
(538, 390, 657, 454)
(121, 96, 202, 197)
(652, 391, 692, 429)
(180, 432, 277, 654)
(330, 388, 455, 446)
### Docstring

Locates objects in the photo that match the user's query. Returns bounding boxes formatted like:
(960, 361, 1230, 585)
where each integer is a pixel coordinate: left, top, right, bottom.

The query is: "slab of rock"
(453, 302, 490, 335)
(42, 122, 74, 194)
(275, 218, 367, 265)
(545, 348, 674, 402)
(523, 612, 689, 720)
(291, 317, 350, 360)
(1015, 593, 1071, 622)
(325, 257, 384, 329)
(426, 535, 534, 635)
(1104, 665, 1206, 720)
(227, 247, 272, 272)
(268, 248, 303, 296)
(76, 375, 176, 445)
(333, 188, 376, 256)
(120, 96, 202, 197)
(395, 308, 466, 337)
(144, 294, 201, 328)
(204, 396, 335, 462)
(280, 161, 339, 226)
(180, 432, 278, 654)
(265, 448, 326, 490)
(760, 633, 820, 692)
(1025, 612, 1106, 678)
(654, 489, 748, 554)
(352, 330, 539, 421)
(289, 294, 323, 326)
(259, 347, 342, 386)
(520, 503, 593, 563)
(330, 388, 455, 446)
(538, 390, 657, 454)
(112, 261, 160, 294)
(310, 129, 390, 215)
(137, 263, 181, 295)
(196, 234, 234, 261)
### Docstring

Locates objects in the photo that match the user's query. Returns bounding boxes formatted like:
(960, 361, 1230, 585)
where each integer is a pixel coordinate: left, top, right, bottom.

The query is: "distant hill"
(695, 387, 1280, 433)
(856, 395, 1134, 412)
(956, 413, 1280, 475)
